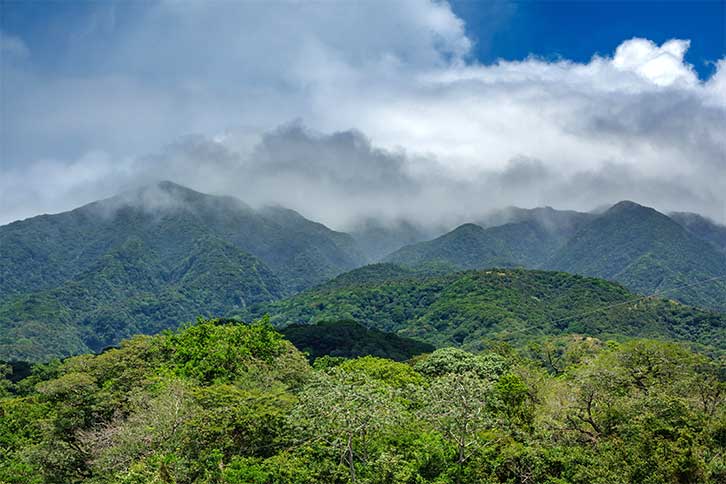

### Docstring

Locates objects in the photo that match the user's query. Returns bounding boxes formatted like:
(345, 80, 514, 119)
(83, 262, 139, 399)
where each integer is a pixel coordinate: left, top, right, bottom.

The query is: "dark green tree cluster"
(280, 320, 434, 361)
(1, 318, 723, 483)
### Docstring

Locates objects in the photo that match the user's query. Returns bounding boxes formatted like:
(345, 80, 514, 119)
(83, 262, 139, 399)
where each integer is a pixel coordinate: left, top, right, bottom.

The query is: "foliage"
(281, 320, 434, 361)
(1, 319, 722, 483)
(0, 182, 367, 361)
(259, 266, 726, 354)
(548, 201, 726, 312)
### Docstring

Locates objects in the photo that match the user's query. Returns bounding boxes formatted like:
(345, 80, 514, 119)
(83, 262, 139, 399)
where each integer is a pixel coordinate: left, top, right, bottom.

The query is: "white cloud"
(1, 2, 725, 227)
(611, 38, 698, 86)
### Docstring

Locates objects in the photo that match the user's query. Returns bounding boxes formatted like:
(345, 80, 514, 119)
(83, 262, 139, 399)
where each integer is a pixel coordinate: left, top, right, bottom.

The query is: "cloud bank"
(1, 1, 725, 228)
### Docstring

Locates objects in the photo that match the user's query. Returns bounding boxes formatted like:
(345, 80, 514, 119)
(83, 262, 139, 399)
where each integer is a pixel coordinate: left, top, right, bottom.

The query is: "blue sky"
(1, 1, 725, 226)
(453, 0, 725, 79)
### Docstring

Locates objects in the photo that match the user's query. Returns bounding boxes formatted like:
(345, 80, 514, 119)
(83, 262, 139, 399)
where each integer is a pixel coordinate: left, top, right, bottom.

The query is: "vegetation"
(257, 266, 726, 354)
(384, 222, 559, 270)
(384, 202, 726, 313)
(0, 318, 723, 483)
(280, 320, 434, 361)
(549, 201, 726, 312)
(0, 182, 366, 361)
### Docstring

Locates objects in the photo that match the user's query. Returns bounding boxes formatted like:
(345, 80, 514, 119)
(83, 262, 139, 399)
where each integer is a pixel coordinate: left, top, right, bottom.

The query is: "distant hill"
(5, 188, 726, 362)
(348, 218, 440, 262)
(0, 182, 366, 360)
(384, 222, 560, 269)
(384, 202, 726, 312)
(670, 211, 726, 253)
(478, 206, 595, 238)
(548, 201, 726, 311)
(256, 265, 726, 353)
(383, 206, 597, 270)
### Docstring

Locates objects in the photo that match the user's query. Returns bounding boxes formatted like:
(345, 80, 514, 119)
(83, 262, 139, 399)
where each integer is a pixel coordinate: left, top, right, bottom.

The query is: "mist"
(1, 0, 725, 228)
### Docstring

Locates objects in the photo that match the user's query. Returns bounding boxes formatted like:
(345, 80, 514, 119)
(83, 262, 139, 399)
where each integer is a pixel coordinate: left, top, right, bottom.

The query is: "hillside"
(0, 181, 364, 301)
(0, 236, 284, 361)
(549, 201, 726, 311)
(0, 182, 366, 361)
(384, 222, 559, 269)
(255, 265, 726, 353)
(384, 202, 726, 312)
(478, 206, 595, 238)
(383, 206, 597, 270)
(670, 211, 726, 253)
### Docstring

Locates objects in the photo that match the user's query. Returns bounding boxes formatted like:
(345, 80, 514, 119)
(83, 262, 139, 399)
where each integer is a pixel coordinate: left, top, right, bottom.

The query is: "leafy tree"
(291, 367, 406, 482)
(419, 371, 498, 483)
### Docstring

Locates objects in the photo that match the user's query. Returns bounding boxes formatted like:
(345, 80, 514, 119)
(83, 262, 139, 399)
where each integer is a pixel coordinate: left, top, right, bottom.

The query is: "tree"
(419, 371, 497, 484)
(291, 367, 405, 482)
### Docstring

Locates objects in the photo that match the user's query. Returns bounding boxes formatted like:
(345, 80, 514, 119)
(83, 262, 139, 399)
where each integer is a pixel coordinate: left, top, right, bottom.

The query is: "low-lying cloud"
(1, 1, 725, 228)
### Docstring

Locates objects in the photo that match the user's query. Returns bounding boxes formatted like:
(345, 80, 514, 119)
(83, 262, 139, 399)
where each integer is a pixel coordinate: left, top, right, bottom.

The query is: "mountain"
(670, 211, 726, 253)
(478, 206, 595, 238)
(255, 265, 726, 353)
(0, 181, 366, 360)
(385, 201, 726, 312)
(549, 201, 726, 311)
(384, 221, 560, 269)
(348, 218, 440, 262)
(0, 236, 284, 361)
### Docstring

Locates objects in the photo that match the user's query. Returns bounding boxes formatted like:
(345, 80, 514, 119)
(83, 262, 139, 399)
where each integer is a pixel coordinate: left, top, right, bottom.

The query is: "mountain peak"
(450, 223, 485, 235)
(607, 200, 649, 212)
(156, 180, 195, 193)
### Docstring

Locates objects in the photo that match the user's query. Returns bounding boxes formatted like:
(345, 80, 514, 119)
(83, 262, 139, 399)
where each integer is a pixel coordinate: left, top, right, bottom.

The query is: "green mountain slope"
(384, 202, 726, 312)
(548, 201, 726, 311)
(0, 181, 373, 360)
(384, 221, 560, 269)
(348, 218, 439, 262)
(0, 181, 365, 301)
(255, 265, 726, 353)
(670, 211, 726, 253)
(478, 206, 595, 238)
(0, 236, 284, 361)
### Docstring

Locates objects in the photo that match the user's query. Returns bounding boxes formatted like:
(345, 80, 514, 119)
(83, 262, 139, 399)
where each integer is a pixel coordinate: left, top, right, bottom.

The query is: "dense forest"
(1, 318, 723, 483)
(387, 202, 726, 313)
(257, 266, 726, 355)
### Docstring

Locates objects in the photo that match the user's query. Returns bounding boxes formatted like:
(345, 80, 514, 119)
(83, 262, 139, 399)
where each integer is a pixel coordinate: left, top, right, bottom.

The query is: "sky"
(1, 0, 725, 228)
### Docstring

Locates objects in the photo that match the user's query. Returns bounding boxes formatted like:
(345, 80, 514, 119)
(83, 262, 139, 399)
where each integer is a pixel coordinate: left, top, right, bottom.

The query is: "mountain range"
(2, 181, 726, 360)
(386, 201, 726, 311)
(255, 264, 726, 353)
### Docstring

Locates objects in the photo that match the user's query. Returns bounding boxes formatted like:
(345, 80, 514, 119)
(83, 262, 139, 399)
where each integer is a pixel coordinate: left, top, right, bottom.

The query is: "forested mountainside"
(1, 318, 723, 483)
(548, 201, 726, 311)
(384, 222, 561, 269)
(0, 181, 364, 300)
(0, 182, 365, 361)
(255, 265, 726, 354)
(385, 201, 726, 312)
(477, 206, 595, 238)
(4, 184, 726, 362)
(670, 211, 726, 253)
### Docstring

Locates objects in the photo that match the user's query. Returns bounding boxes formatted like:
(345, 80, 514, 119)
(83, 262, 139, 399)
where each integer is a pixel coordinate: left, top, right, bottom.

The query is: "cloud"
(1, 2, 725, 228)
